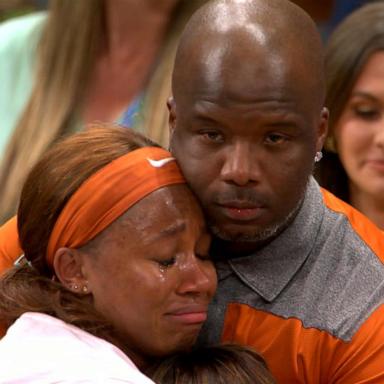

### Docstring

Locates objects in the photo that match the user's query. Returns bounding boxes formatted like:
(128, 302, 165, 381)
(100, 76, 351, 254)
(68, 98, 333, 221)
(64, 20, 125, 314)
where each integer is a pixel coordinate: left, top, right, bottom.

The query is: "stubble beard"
(209, 179, 309, 244)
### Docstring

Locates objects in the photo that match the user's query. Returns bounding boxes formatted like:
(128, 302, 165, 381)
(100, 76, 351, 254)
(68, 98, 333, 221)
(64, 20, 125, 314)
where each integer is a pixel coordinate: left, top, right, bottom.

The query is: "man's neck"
(210, 235, 277, 260)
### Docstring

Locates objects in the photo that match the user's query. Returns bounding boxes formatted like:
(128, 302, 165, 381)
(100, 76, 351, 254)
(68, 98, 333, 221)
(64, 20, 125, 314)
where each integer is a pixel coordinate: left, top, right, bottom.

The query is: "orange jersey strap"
(222, 303, 384, 383)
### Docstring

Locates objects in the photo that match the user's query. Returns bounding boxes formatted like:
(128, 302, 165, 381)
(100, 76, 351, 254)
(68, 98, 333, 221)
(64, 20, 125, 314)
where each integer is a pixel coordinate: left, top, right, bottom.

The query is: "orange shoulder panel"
(321, 188, 384, 263)
(0, 216, 23, 275)
(222, 303, 384, 383)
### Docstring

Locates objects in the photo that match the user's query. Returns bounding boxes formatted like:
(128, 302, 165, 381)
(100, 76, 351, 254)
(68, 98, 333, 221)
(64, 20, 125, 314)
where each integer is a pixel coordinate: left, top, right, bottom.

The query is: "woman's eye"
(157, 257, 176, 268)
(354, 106, 380, 121)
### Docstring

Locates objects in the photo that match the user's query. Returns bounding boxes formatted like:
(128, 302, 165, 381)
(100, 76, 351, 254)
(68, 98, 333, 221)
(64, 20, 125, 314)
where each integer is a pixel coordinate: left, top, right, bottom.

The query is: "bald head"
(168, 0, 329, 246)
(172, 0, 325, 107)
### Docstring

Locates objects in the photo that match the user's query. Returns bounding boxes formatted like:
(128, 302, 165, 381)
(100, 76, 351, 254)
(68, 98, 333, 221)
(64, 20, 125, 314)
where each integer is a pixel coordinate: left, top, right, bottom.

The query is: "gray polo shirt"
(199, 177, 384, 383)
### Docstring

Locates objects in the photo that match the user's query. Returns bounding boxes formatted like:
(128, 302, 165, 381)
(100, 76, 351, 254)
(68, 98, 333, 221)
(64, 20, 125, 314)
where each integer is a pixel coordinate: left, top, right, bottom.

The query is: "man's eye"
(200, 131, 224, 143)
(265, 133, 286, 144)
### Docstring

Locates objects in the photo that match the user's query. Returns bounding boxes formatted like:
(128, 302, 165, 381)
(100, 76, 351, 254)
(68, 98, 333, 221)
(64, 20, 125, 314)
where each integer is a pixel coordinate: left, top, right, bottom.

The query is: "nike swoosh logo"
(147, 157, 175, 168)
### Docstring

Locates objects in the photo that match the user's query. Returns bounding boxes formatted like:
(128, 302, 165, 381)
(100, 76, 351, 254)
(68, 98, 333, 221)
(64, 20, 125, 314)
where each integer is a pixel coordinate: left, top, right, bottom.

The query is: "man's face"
(169, 45, 327, 245)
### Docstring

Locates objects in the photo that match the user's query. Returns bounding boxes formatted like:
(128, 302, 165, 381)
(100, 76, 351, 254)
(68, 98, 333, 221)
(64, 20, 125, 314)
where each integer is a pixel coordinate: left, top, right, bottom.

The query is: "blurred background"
(0, 0, 46, 21)
(0, 0, 373, 39)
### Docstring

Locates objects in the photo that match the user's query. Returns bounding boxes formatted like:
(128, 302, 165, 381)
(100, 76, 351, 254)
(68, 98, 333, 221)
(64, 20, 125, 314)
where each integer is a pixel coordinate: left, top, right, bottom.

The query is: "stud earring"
(72, 284, 79, 290)
(314, 151, 323, 163)
(82, 285, 89, 293)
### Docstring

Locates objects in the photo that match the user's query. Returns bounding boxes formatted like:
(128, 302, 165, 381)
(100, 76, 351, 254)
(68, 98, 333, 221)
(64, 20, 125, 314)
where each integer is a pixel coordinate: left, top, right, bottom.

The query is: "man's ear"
(167, 97, 177, 139)
(316, 107, 329, 152)
(53, 248, 90, 295)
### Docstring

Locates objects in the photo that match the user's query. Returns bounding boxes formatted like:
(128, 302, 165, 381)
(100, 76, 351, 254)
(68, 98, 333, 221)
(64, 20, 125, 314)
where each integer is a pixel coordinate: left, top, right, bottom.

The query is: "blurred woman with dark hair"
(316, 2, 384, 229)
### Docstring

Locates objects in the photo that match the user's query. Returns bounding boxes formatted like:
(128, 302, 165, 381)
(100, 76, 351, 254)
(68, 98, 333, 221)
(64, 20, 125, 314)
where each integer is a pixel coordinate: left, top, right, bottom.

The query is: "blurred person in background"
(0, 0, 43, 21)
(315, 2, 384, 229)
(292, 0, 368, 40)
(0, 0, 206, 223)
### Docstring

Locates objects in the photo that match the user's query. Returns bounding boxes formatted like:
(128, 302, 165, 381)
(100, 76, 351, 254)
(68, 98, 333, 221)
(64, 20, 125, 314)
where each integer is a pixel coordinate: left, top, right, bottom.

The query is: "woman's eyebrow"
(144, 221, 187, 244)
(350, 91, 378, 101)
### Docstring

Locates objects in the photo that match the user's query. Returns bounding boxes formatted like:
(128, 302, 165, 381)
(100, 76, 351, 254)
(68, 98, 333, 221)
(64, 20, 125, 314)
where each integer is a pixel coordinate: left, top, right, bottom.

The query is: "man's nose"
(220, 142, 260, 186)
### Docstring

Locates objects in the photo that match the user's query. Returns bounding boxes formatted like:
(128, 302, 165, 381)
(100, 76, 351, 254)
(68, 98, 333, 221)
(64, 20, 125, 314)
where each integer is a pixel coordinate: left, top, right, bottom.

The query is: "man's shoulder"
(320, 187, 384, 262)
(216, 187, 384, 341)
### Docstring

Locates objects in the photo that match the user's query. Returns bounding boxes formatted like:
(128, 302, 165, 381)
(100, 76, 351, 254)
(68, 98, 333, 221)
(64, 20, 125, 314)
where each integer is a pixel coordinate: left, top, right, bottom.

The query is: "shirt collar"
(222, 177, 325, 302)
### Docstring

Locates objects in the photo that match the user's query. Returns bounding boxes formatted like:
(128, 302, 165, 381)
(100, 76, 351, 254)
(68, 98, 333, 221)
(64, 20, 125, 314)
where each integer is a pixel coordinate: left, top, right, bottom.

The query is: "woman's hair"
(0, 125, 158, 348)
(146, 344, 276, 384)
(0, 0, 207, 222)
(315, 2, 384, 200)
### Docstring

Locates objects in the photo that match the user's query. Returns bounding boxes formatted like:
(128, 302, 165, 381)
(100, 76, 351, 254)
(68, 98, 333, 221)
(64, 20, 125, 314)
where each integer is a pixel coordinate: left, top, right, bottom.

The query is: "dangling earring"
(314, 151, 323, 163)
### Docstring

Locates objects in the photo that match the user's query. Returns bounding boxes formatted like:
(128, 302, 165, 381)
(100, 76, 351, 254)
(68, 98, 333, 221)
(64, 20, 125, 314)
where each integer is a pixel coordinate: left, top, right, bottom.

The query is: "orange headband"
(46, 147, 186, 267)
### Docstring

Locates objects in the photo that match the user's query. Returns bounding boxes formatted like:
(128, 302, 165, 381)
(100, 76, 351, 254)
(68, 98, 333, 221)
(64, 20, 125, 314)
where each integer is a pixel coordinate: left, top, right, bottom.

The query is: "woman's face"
(80, 185, 217, 363)
(335, 51, 384, 202)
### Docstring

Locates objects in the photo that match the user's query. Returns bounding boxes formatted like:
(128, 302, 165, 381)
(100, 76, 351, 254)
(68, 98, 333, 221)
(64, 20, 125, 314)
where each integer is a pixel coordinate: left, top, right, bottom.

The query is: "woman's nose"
(176, 256, 217, 298)
(373, 120, 384, 148)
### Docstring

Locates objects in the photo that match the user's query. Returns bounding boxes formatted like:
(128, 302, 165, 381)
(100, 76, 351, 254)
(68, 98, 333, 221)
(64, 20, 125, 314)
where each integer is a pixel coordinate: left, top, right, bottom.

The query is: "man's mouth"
(216, 201, 264, 221)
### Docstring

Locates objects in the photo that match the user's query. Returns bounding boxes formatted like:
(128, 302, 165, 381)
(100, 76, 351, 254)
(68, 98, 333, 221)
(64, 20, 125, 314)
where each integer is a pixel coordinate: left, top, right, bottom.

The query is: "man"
(168, 0, 384, 382)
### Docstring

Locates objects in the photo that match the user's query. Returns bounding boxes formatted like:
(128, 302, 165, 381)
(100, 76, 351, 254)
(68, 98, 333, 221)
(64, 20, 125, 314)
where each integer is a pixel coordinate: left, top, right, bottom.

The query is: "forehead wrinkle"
(194, 98, 297, 114)
(141, 220, 188, 246)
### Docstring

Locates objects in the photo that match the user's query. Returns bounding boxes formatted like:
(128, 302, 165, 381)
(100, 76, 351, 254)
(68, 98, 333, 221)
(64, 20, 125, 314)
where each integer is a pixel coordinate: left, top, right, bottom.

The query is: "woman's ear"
(53, 248, 90, 295)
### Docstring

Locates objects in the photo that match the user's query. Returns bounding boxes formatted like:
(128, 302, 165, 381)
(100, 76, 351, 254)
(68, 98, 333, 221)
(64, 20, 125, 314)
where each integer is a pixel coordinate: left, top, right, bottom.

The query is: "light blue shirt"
(0, 12, 46, 157)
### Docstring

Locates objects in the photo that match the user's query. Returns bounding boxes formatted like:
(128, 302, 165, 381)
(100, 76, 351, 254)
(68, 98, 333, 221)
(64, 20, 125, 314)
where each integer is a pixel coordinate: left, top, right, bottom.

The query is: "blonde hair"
(0, 0, 207, 223)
